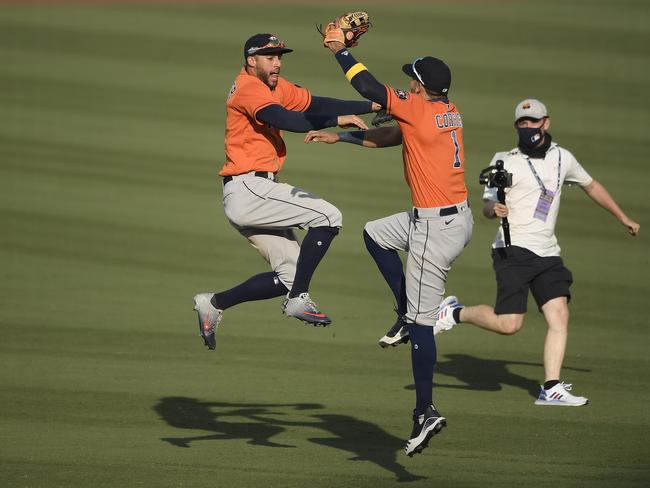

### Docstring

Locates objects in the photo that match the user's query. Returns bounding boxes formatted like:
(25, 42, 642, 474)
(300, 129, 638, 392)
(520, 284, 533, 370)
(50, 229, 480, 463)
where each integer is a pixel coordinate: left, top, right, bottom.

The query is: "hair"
(424, 87, 446, 98)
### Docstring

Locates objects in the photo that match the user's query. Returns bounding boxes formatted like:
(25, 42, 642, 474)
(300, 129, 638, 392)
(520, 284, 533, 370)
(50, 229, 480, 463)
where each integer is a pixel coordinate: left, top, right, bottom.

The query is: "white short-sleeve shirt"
(483, 143, 593, 257)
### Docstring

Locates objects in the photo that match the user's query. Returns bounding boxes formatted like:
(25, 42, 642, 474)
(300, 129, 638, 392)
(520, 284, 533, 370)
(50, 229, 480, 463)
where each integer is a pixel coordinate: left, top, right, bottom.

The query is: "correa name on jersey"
(435, 112, 463, 129)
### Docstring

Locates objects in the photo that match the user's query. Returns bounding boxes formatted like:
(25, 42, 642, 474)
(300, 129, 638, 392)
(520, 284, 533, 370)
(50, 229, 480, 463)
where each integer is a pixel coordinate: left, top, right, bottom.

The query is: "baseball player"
(435, 99, 640, 406)
(307, 35, 473, 455)
(193, 33, 381, 350)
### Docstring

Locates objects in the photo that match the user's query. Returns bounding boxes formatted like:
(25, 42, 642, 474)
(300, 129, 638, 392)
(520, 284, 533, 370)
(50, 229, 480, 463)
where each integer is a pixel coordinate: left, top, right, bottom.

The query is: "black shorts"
(492, 246, 573, 315)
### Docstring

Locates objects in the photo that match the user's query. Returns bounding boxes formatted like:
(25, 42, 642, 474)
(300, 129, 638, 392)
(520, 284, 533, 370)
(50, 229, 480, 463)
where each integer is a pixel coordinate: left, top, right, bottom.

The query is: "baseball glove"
(317, 11, 371, 48)
(371, 109, 394, 127)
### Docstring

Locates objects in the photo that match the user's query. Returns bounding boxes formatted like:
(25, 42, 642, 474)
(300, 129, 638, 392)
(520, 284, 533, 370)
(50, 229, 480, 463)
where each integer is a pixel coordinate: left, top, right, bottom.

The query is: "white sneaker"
(433, 295, 462, 336)
(282, 292, 332, 326)
(193, 293, 223, 350)
(534, 382, 589, 406)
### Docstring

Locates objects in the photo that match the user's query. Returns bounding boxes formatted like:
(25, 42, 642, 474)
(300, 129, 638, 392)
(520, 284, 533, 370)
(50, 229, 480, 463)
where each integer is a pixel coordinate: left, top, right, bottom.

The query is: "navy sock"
(408, 324, 437, 415)
(211, 272, 288, 310)
(289, 226, 339, 298)
(363, 230, 407, 315)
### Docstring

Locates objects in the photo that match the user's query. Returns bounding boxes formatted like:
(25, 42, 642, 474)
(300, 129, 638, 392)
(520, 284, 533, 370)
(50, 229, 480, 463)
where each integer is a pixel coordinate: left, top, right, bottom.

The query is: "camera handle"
(496, 187, 512, 247)
(494, 160, 511, 247)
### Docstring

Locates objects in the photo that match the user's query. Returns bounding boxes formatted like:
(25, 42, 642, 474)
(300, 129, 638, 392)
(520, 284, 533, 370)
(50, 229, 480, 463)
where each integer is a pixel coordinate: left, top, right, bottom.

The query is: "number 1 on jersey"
(451, 130, 461, 168)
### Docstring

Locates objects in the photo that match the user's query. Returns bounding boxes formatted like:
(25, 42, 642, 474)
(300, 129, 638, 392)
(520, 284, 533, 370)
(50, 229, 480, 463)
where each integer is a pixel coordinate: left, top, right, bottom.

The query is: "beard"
(260, 71, 279, 90)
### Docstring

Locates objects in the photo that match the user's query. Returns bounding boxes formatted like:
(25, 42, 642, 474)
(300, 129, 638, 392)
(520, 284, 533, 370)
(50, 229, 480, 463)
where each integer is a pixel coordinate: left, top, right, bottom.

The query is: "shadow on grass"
(405, 353, 591, 398)
(155, 397, 425, 482)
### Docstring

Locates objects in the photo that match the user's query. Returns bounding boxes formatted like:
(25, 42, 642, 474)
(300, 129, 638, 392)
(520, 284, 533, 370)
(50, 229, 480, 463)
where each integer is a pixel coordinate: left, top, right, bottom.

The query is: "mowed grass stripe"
(1, 104, 218, 160)
(0, 47, 227, 96)
(0, 74, 220, 124)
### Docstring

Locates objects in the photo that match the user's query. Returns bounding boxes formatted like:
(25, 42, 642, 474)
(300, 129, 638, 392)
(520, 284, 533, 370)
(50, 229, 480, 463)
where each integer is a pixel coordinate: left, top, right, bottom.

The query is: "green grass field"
(1, 1, 649, 487)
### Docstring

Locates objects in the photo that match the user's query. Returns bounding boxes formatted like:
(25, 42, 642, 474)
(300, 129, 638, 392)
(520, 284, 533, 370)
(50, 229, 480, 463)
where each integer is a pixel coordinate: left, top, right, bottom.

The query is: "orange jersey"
(385, 86, 468, 208)
(220, 68, 312, 176)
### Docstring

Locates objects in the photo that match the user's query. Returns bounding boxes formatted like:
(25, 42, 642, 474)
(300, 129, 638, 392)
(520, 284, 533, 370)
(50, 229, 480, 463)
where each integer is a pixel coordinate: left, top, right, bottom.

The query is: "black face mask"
(517, 126, 544, 150)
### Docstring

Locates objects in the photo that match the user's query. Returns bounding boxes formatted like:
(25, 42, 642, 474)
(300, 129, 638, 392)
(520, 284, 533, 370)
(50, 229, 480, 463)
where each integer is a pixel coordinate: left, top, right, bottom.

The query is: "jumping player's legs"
(209, 228, 299, 312)
(404, 206, 472, 326)
(404, 205, 471, 419)
(223, 175, 342, 324)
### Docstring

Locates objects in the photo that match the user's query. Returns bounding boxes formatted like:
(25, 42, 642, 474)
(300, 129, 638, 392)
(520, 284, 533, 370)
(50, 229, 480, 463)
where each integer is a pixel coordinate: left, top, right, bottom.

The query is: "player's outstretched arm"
(581, 180, 640, 235)
(257, 104, 367, 133)
(305, 126, 402, 148)
(307, 96, 382, 116)
(324, 41, 387, 108)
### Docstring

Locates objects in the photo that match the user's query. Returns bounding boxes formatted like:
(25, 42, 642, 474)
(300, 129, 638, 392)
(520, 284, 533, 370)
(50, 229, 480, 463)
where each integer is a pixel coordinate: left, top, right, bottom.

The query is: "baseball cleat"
(433, 295, 462, 336)
(282, 292, 332, 326)
(404, 404, 447, 457)
(193, 293, 223, 350)
(378, 315, 409, 348)
(534, 382, 589, 406)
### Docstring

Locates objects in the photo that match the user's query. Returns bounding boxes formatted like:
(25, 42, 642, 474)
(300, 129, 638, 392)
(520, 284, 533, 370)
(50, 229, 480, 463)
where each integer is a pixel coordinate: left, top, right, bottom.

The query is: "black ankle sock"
(544, 380, 560, 390)
(289, 226, 339, 298)
(363, 230, 407, 315)
(452, 307, 462, 324)
(211, 272, 288, 310)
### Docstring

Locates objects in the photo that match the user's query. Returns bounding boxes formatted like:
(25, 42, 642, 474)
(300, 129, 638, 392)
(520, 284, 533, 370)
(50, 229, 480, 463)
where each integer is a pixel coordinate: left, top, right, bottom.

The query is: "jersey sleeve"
(562, 149, 593, 187)
(482, 151, 510, 201)
(276, 77, 312, 112)
(230, 80, 277, 124)
(385, 85, 418, 124)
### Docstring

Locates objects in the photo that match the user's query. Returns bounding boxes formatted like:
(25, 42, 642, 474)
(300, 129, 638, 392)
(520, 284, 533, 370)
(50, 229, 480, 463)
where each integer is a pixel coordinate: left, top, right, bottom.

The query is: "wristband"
(338, 131, 365, 146)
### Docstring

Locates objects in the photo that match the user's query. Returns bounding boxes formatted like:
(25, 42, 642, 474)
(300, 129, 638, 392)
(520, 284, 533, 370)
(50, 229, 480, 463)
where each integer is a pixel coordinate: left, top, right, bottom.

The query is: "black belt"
(413, 206, 459, 219)
(223, 171, 276, 185)
(439, 206, 458, 217)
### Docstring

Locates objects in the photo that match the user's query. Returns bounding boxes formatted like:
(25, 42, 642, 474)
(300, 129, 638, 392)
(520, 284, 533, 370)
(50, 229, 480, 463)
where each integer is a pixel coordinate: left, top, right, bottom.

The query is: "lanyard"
(525, 147, 561, 194)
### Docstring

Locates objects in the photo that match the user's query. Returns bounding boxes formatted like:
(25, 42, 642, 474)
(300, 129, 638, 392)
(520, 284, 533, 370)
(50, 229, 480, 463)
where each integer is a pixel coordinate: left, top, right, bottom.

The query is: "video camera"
(478, 159, 513, 247)
(479, 159, 512, 189)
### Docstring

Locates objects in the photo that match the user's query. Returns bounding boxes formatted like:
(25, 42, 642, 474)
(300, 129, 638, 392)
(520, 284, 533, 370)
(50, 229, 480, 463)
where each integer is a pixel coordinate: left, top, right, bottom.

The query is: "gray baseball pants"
(222, 172, 343, 289)
(364, 201, 473, 326)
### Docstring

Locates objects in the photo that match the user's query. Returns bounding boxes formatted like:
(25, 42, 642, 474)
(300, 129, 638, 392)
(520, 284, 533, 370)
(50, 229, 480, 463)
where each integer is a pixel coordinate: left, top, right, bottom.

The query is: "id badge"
(533, 190, 555, 222)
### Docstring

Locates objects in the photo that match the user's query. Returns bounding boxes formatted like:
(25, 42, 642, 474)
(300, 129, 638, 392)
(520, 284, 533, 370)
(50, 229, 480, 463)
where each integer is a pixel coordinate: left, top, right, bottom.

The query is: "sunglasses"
(247, 37, 286, 55)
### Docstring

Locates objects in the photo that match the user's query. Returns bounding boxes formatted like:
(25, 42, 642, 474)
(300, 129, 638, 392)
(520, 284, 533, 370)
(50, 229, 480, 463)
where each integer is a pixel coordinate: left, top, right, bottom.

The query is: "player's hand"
(337, 115, 368, 130)
(622, 217, 640, 236)
(326, 40, 346, 53)
(493, 203, 509, 218)
(304, 130, 340, 144)
(371, 102, 383, 112)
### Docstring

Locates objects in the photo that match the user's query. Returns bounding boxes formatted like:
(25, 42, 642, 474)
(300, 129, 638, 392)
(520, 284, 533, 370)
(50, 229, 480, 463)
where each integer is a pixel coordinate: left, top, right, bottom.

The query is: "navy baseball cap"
(244, 33, 293, 58)
(402, 56, 451, 95)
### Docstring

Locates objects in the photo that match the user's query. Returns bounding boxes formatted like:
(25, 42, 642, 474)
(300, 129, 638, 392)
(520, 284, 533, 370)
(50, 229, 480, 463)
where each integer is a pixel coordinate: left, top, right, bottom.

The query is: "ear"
(245, 55, 256, 69)
(410, 79, 422, 95)
(542, 117, 551, 130)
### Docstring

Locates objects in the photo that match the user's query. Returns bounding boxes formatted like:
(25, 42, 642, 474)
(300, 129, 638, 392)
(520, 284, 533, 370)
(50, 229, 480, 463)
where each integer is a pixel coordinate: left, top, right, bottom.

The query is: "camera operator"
(435, 99, 640, 406)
